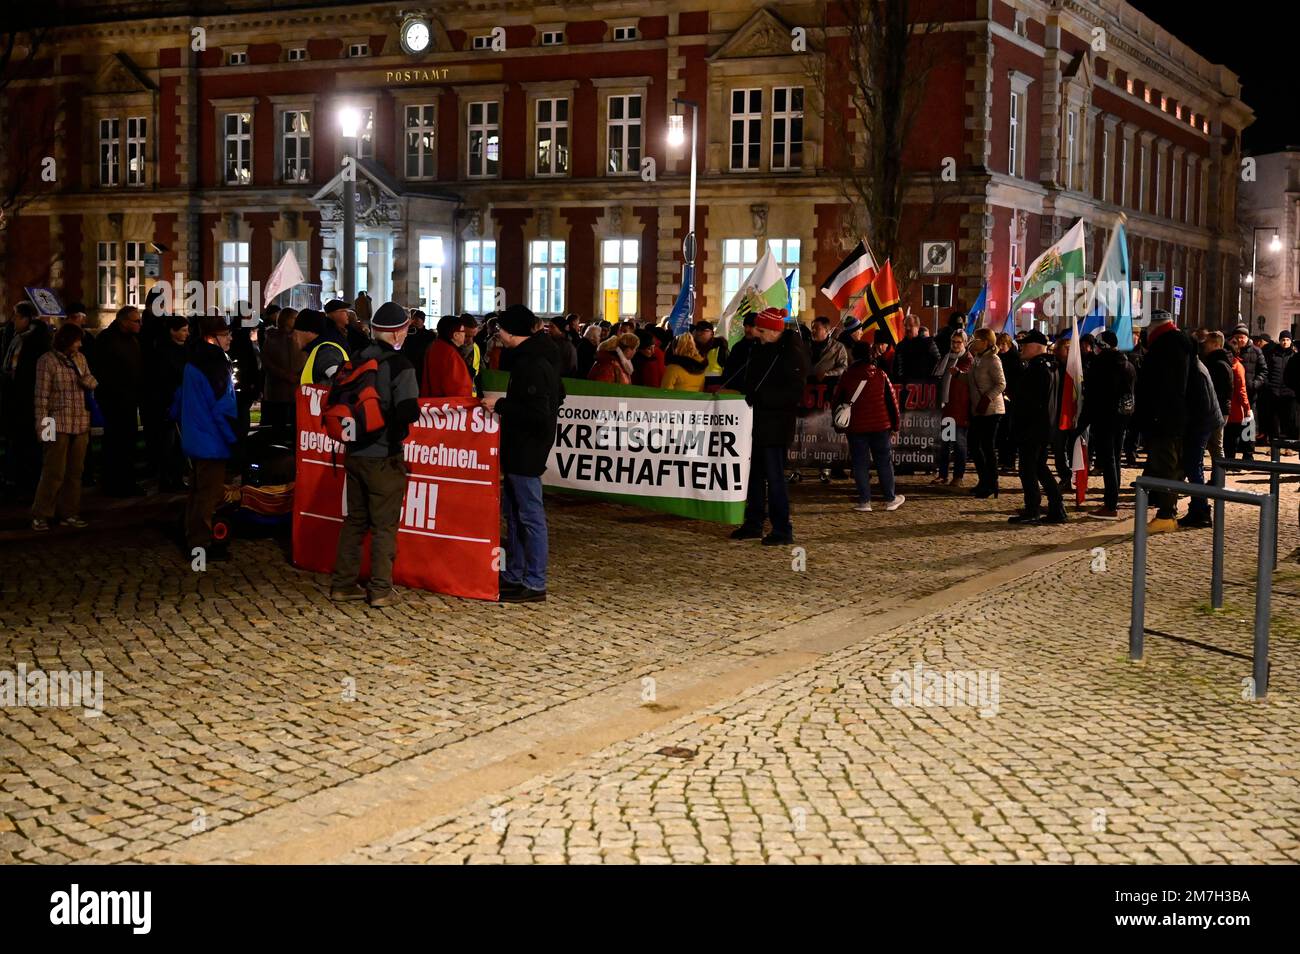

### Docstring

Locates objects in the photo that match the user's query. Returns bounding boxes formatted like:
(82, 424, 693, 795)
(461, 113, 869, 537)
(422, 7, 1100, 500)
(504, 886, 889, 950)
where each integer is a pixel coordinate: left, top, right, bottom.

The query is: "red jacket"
(421, 338, 475, 398)
(588, 348, 631, 385)
(633, 346, 665, 387)
(1229, 355, 1251, 424)
(936, 352, 973, 427)
(831, 361, 899, 433)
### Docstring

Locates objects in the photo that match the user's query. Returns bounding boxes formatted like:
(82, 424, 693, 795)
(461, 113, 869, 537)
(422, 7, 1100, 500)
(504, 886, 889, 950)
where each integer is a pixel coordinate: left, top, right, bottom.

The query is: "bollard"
(1211, 463, 1226, 609)
(1255, 493, 1275, 698)
(1130, 484, 1148, 662)
(1270, 443, 1282, 568)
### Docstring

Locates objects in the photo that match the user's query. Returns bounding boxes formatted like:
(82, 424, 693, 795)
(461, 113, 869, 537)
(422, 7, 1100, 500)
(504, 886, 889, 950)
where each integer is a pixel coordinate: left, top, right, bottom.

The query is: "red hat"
(755, 307, 787, 332)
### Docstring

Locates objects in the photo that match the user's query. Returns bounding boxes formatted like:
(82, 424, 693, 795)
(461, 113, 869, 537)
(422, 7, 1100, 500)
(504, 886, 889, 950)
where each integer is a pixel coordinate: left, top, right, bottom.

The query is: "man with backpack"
(1080, 330, 1135, 520)
(1135, 311, 1198, 532)
(328, 302, 420, 607)
(1007, 330, 1067, 525)
(293, 309, 348, 386)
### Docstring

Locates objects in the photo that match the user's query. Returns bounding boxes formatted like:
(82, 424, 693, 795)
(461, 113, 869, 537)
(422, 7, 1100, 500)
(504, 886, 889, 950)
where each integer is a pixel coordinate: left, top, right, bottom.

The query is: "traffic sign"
(1144, 270, 1166, 293)
(1172, 285, 1184, 300)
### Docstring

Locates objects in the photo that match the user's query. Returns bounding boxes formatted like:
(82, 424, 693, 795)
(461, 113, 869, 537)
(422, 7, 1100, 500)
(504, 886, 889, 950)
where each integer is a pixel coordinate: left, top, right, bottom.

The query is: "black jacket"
(1135, 324, 1196, 438)
(742, 330, 810, 446)
(1079, 348, 1135, 430)
(1204, 348, 1233, 417)
(1264, 342, 1294, 398)
(1238, 343, 1267, 400)
(493, 332, 565, 477)
(576, 337, 597, 378)
(92, 321, 143, 409)
(893, 335, 940, 382)
(551, 335, 578, 378)
(720, 334, 758, 390)
(1010, 352, 1058, 444)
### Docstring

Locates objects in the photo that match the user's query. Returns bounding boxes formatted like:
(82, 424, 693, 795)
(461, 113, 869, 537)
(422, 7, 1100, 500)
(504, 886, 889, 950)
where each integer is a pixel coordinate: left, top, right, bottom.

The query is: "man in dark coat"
(1, 301, 52, 498)
(482, 304, 565, 603)
(1134, 311, 1196, 531)
(1230, 324, 1266, 460)
(893, 313, 940, 381)
(92, 305, 145, 495)
(1079, 331, 1135, 519)
(731, 307, 809, 546)
(720, 314, 758, 390)
(402, 310, 434, 389)
(547, 315, 579, 378)
(1262, 330, 1296, 442)
(1007, 330, 1066, 525)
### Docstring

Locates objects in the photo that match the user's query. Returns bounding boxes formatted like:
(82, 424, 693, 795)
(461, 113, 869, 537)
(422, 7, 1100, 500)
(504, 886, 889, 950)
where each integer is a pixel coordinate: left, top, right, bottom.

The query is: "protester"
(995, 332, 1021, 473)
(893, 313, 939, 381)
(830, 339, 904, 511)
(260, 307, 301, 432)
(809, 316, 849, 384)
(932, 329, 972, 487)
(92, 305, 145, 496)
(1180, 343, 1223, 528)
(1134, 311, 1196, 532)
(588, 333, 639, 385)
(693, 320, 730, 388)
(459, 314, 482, 385)
(731, 308, 809, 545)
(545, 316, 579, 378)
(1262, 330, 1296, 442)
(1202, 332, 1233, 464)
(1224, 333, 1254, 460)
(1051, 336, 1075, 493)
(326, 298, 369, 353)
(576, 323, 600, 378)
(720, 314, 758, 390)
(1008, 330, 1066, 525)
(660, 333, 709, 392)
(967, 327, 1006, 498)
(353, 291, 373, 329)
(30, 323, 97, 531)
(1079, 330, 1135, 519)
(934, 311, 966, 357)
(402, 310, 434, 388)
(631, 329, 665, 387)
(1230, 324, 1265, 460)
(330, 303, 420, 607)
(62, 302, 96, 367)
(421, 314, 475, 398)
(145, 315, 192, 490)
(481, 304, 564, 603)
(173, 316, 238, 559)
(2, 301, 52, 498)
(836, 316, 866, 350)
(293, 309, 348, 385)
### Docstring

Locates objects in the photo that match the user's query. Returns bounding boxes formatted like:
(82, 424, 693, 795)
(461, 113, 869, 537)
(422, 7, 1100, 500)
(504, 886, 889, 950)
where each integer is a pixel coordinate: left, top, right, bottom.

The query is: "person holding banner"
(482, 305, 564, 603)
(330, 303, 420, 607)
(731, 307, 809, 545)
(660, 333, 708, 392)
(421, 315, 475, 399)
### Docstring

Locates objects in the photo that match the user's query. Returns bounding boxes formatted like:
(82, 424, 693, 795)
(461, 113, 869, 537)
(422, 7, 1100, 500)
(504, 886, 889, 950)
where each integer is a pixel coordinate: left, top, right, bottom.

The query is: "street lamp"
(669, 97, 698, 321)
(1246, 227, 1281, 327)
(338, 106, 362, 303)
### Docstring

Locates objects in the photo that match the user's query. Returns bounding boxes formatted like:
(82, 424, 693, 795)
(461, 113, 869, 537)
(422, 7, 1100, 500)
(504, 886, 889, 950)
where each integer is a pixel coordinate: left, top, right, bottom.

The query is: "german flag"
(851, 260, 904, 345)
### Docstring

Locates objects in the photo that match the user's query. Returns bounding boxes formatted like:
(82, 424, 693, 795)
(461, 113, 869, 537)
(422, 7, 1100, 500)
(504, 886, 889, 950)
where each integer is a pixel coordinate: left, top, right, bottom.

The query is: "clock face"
(403, 20, 430, 53)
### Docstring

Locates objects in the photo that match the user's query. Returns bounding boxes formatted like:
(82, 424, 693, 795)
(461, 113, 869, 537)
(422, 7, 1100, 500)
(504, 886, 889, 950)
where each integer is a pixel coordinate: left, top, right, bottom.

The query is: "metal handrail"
(1131, 475, 1275, 698)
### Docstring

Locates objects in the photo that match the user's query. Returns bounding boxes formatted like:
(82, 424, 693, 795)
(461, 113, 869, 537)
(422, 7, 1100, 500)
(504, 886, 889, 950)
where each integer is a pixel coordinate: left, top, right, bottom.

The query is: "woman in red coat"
(421, 315, 475, 397)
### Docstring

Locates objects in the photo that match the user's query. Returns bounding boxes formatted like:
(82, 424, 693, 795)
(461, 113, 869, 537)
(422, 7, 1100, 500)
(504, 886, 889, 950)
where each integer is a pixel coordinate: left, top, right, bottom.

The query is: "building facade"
(2, 0, 1252, 332)
(1238, 150, 1300, 339)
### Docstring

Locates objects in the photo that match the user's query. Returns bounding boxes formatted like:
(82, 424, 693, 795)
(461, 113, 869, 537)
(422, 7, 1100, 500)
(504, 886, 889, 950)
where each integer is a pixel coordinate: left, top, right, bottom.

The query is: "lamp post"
(1246, 227, 1282, 327)
(668, 97, 698, 320)
(338, 106, 361, 303)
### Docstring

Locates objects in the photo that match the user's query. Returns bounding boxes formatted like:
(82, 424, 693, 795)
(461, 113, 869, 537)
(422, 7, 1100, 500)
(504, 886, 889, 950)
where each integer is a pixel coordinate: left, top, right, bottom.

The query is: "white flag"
(263, 248, 305, 306)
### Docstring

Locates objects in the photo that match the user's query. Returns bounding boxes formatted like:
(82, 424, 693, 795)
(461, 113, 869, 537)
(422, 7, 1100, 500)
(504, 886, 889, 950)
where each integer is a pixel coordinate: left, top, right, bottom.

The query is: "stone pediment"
(709, 8, 796, 62)
(93, 52, 156, 94)
(1063, 50, 1095, 90)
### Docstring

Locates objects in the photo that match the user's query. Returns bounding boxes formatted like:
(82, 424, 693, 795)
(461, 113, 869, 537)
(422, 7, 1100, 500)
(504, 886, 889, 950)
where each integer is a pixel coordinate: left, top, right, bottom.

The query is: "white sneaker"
(885, 495, 906, 512)
(853, 502, 872, 512)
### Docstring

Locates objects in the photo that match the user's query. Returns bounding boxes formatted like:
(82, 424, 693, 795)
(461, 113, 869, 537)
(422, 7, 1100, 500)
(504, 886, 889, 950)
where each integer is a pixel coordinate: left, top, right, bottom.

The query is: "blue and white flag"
(668, 264, 695, 335)
(784, 269, 797, 323)
(965, 283, 988, 335)
(1091, 220, 1134, 352)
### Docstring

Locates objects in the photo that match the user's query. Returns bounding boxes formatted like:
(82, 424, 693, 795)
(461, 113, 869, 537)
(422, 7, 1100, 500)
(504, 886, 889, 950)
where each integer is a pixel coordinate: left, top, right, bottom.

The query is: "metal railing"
(1130, 475, 1275, 698)
(1212, 443, 1300, 572)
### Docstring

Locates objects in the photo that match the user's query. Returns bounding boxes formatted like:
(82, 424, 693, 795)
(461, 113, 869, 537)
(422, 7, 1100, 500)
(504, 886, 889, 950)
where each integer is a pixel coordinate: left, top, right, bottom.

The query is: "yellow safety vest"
(705, 344, 725, 377)
(470, 342, 481, 376)
(301, 340, 348, 385)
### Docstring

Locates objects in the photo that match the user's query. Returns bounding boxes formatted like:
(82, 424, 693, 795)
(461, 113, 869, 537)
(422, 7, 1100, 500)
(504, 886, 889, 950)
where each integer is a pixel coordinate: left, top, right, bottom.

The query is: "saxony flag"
(720, 246, 787, 346)
(851, 260, 904, 345)
(1012, 219, 1087, 313)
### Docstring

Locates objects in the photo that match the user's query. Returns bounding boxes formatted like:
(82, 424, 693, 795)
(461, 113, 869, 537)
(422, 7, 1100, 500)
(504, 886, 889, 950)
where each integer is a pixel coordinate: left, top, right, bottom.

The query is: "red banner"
(293, 386, 501, 601)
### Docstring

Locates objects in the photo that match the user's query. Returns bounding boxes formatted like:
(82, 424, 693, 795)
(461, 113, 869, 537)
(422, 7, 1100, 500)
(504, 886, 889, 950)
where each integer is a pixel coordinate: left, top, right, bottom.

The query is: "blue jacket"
(172, 361, 238, 460)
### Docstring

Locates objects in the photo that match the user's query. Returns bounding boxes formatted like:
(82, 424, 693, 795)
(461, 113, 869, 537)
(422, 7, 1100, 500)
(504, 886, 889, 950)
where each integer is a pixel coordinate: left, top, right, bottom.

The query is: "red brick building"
(1, 0, 1252, 331)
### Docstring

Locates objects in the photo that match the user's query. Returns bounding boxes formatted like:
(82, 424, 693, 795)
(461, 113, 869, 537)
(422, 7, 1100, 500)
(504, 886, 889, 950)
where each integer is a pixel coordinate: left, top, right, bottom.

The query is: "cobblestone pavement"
(2, 467, 1298, 863)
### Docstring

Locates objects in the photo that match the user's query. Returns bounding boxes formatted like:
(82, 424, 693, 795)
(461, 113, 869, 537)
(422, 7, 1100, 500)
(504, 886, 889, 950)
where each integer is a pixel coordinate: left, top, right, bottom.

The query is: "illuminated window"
(223, 112, 252, 185)
(528, 240, 566, 316)
(462, 240, 497, 314)
(535, 98, 570, 176)
(601, 238, 639, 317)
(606, 94, 642, 174)
(467, 101, 500, 177)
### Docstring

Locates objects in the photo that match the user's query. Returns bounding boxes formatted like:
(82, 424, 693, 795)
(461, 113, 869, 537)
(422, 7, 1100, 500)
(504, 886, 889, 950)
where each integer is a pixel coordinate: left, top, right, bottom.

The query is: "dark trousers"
(743, 444, 792, 536)
(1183, 425, 1213, 519)
(1092, 424, 1123, 511)
(848, 430, 895, 503)
(185, 458, 228, 549)
(1123, 417, 1140, 460)
(996, 411, 1016, 471)
(1224, 422, 1248, 460)
(1016, 439, 1063, 517)
(970, 414, 1002, 491)
(1267, 393, 1297, 441)
(260, 400, 294, 431)
(331, 455, 408, 594)
(101, 402, 140, 492)
(1143, 433, 1183, 518)
(4, 413, 41, 496)
(1053, 428, 1076, 486)
(936, 426, 967, 481)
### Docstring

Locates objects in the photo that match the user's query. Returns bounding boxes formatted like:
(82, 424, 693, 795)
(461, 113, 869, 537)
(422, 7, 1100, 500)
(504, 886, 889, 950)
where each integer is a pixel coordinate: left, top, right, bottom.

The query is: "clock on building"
(400, 16, 431, 55)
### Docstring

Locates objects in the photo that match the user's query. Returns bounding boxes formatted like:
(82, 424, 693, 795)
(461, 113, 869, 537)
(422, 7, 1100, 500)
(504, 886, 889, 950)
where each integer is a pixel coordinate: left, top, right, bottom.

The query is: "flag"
(720, 246, 787, 345)
(668, 264, 695, 335)
(1012, 219, 1087, 314)
(818, 240, 877, 311)
(1001, 308, 1016, 337)
(263, 247, 305, 307)
(1071, 433, 1088, 506)
(1091, 220, 1134, 352)
(1060, 313, 1084, 431)
(851, 260, 904, 345)
(784, 269, 797, 322)
(965, 283, 988, 335)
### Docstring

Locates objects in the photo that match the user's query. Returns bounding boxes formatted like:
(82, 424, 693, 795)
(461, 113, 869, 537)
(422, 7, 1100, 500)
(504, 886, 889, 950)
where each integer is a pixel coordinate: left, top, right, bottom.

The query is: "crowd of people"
(2, 287, 1293, 604)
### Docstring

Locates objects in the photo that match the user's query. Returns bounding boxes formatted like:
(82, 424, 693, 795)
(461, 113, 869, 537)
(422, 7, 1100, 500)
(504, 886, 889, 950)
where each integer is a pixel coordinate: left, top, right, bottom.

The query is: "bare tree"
(0, 25, 58, 233)
(808, 0, 954, 298)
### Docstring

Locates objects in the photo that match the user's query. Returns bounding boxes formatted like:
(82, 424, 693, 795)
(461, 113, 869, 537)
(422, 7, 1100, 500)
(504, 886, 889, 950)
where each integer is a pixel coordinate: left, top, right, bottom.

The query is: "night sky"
(1130, 0, 1295, 153)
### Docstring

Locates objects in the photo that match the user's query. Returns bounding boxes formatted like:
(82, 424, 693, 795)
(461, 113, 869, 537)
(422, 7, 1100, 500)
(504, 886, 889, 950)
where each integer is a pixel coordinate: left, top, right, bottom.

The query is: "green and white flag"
(1012, 219, 1087, 313)
(719, 246, 787, 345)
